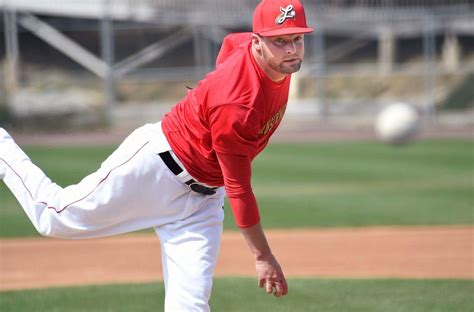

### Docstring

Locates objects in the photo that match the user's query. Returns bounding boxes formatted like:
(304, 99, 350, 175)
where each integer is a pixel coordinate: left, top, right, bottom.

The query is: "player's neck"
(251, 47, 288, 83)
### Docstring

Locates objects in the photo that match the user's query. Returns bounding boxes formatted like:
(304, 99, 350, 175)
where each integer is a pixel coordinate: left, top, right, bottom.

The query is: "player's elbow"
(224, 181, 253, 198)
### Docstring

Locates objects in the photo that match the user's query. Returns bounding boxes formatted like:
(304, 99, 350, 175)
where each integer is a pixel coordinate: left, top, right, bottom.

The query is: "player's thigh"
(156, 192, 225, 278)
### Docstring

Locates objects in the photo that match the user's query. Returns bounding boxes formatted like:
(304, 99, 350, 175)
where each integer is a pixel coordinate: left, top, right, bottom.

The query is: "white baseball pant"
(0, 123, 225, 312)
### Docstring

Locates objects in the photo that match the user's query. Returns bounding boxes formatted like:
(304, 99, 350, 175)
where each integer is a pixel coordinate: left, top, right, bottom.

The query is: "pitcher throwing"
(0, 0, 313, 310)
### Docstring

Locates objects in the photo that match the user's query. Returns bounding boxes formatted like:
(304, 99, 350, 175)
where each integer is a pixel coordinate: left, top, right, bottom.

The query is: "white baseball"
(375, 102, 421, 145)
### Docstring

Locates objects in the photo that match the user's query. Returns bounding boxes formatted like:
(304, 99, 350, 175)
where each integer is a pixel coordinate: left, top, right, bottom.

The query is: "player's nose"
(285, 42, 297, 54)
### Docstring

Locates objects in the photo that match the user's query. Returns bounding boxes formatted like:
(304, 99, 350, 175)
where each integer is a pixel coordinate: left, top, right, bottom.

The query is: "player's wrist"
(255, 251, 274, 261)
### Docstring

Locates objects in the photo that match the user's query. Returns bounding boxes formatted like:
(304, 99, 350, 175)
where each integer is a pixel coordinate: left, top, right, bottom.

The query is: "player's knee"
(36, 226, 73, 239)
(34, 217, 69, 238)
(35, 222, 55, 237)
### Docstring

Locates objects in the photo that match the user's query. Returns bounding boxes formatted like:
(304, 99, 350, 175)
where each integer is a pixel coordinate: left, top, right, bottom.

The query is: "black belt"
(158, 151, 217, 195)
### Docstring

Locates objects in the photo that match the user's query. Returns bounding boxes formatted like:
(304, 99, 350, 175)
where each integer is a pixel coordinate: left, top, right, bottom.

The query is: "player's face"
(260, 34, 305, 75)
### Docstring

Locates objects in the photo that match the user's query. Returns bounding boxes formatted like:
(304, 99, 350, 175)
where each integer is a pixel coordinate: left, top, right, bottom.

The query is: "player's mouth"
(282, 58, 301, 64)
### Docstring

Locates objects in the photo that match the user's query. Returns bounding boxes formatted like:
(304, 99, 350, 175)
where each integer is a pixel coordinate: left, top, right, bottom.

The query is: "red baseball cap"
(253, 0, 314, 37)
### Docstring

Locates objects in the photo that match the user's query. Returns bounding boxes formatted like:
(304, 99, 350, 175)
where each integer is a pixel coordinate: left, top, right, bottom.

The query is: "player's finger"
(265, 280, 274, 294)
(281, 276, 289, 295)
(274, 281, 284, 297)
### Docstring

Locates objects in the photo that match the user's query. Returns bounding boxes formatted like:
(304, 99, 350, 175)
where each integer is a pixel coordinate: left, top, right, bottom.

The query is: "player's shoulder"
(209, 49, 261, 97)
(216, 32, 253, 67)
(222, 32, 253, 45)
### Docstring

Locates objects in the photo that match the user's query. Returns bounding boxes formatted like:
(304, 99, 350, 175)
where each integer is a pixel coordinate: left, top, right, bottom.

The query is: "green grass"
(1, 139, 473, 237)
(0, 278, 472, 312)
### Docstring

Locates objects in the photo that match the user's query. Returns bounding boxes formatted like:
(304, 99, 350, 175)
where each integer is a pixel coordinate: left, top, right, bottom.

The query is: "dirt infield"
(0, 226, 472, 291)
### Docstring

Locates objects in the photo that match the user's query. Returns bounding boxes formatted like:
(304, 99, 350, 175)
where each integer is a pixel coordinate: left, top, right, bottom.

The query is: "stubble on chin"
(279, 60, 302, 74)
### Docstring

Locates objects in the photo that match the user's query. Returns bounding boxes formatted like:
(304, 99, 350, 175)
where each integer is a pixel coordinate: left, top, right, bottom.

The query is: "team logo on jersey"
(275, 5, 296, 25)
(259, 104, 287, 136)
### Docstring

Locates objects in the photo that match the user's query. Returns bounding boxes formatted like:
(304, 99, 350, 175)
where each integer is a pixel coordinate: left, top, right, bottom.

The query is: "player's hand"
(255, 253, 288, 297)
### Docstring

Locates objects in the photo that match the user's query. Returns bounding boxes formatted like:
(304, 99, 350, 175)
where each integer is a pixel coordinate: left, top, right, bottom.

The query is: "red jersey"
(162, 32, 290, 228)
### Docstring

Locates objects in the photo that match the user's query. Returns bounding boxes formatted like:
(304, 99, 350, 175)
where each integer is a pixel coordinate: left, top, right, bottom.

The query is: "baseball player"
(0, 0, 313, 310)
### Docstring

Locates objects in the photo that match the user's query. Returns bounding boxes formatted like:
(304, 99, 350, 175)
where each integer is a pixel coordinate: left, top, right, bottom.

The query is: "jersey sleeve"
(209, 103, 261, 228)
(216, 152, 260, 228)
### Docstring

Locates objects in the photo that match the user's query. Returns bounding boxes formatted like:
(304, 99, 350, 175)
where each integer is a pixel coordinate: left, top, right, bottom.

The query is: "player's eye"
(275, 38, 286, 45)
(294, 36, 303, 43)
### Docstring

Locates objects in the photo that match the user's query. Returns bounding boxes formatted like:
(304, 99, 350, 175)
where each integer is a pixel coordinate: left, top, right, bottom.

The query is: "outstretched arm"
(215, 152, 288, 296)
(240, 222, 288, 297)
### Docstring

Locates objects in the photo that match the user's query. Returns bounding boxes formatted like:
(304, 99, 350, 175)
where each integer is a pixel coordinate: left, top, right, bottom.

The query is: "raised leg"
(0, 125, 207, 239)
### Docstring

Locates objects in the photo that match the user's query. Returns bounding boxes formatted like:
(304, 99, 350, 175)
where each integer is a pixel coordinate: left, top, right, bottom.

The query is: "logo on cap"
(275, 4, 296, 25)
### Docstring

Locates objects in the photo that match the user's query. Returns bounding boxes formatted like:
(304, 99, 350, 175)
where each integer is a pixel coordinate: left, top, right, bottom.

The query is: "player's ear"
(252, 33, 263, 53)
